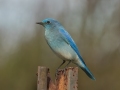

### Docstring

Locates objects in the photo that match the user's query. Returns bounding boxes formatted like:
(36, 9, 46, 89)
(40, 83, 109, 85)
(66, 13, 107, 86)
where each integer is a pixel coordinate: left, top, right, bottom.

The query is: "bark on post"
(37, 66, 78, 90)
(37, 66, 48, 90)
(56, 67, 78, 90)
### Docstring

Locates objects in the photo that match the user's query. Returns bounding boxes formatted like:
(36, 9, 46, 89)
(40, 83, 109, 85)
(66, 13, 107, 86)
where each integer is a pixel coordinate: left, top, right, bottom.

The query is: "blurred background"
(0, 0, 120, 90)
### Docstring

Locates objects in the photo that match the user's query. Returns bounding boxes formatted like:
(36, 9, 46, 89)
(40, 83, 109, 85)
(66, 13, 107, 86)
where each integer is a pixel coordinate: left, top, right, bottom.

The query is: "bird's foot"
(64, 68, 67, 76)
(55, 69, 59, 77)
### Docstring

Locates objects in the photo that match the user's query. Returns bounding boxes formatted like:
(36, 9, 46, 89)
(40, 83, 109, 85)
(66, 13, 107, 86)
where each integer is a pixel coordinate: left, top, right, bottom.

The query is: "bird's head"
(36, 18, 62, 30)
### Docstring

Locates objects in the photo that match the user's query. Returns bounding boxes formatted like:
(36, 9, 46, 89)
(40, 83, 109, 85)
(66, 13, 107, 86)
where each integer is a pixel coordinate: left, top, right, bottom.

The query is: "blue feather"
(59, 28, 86, 65)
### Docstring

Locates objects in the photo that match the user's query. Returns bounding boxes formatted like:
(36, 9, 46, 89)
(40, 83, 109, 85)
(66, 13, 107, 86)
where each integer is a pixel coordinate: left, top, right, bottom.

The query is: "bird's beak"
(36, 22, 43, 25)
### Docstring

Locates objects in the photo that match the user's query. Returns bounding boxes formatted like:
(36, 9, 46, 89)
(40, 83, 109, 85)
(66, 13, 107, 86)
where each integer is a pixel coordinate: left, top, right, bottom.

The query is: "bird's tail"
(73, 60, 96, 80)
(81, 66, 96, 80)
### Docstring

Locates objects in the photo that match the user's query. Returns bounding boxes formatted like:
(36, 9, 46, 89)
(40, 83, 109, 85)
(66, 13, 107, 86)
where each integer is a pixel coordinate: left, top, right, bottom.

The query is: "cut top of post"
(37, 66, 78, 90)
(56, 67, 78, 90)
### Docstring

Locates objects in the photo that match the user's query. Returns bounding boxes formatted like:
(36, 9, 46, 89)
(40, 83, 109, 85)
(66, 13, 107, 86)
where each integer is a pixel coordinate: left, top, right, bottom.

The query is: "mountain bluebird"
(36, 18, 95, 80)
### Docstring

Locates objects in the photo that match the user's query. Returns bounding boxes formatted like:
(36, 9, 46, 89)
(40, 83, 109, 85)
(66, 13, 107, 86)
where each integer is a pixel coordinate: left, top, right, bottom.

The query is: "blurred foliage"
(0, 0, 120, 90)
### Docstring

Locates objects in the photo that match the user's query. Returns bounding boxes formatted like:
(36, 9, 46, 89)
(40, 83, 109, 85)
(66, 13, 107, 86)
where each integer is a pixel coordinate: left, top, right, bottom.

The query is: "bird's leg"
(57, 60, 66, 69)
(63, 60, 72, 75)
(55, 60, 66, 76)
(64, 60, 72, 69)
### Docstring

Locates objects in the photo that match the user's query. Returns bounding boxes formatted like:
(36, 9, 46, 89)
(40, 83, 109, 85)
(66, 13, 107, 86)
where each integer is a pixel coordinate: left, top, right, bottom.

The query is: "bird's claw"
(55, 69, 59, 77)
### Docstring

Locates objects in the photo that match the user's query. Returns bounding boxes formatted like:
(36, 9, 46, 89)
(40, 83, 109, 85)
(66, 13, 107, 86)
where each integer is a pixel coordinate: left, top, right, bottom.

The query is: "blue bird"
(36, 18, 95, 80)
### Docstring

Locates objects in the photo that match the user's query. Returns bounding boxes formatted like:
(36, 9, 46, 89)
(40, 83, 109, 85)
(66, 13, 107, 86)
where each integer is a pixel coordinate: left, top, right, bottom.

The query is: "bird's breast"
(45, 33, 77, 60)
(45, 30, 60, 42)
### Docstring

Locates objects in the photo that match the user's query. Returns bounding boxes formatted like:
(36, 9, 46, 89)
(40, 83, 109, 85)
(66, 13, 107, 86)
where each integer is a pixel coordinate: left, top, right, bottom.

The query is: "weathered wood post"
(56, 67, 78, 90)
(37, 66, 78, 90)
(37, 66, 48, 90)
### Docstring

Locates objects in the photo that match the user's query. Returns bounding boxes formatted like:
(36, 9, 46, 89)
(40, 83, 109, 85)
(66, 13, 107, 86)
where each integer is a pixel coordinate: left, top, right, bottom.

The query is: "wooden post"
(37, 66, 48, 90)
(37, 66, 78, 90)
(56, 67, 78, 90)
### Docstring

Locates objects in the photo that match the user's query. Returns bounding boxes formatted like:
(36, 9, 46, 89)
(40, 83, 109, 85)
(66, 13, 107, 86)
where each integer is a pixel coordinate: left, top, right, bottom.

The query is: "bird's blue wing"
(59, 28, 85, 64)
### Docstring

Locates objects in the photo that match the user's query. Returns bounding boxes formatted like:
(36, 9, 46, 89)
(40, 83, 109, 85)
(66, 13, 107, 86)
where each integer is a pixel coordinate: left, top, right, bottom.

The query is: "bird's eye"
(46, 21, 51, 24)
